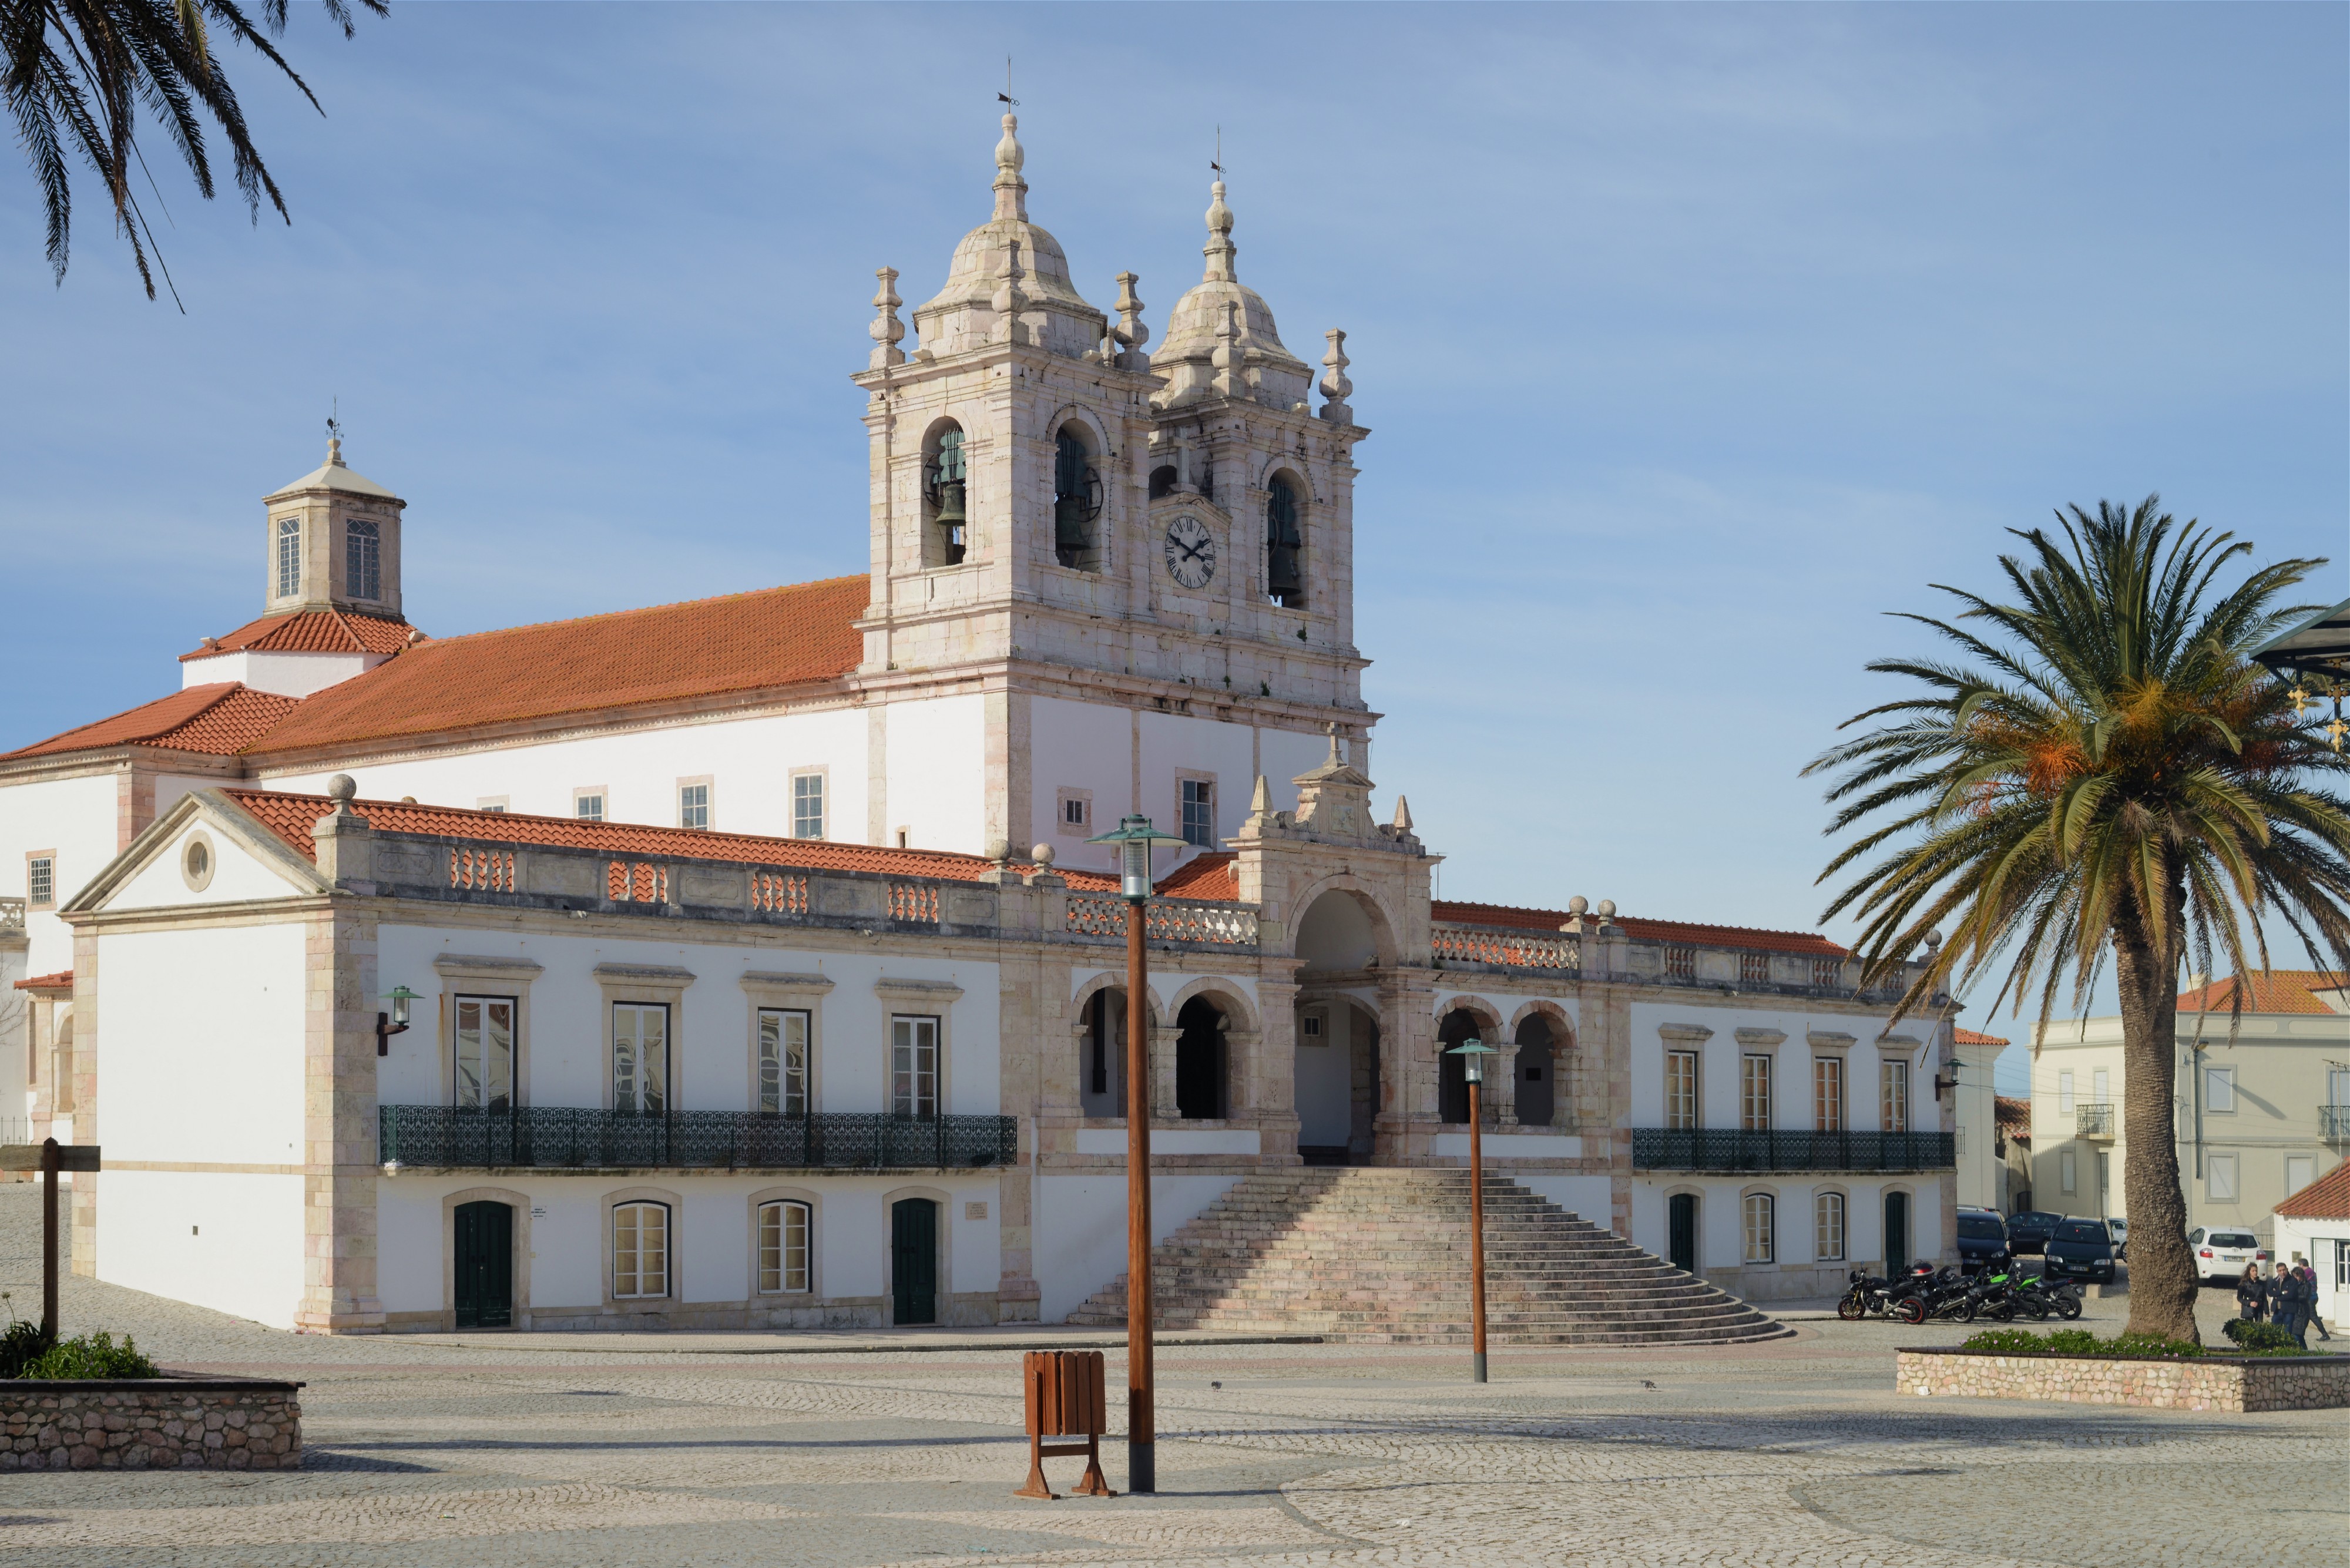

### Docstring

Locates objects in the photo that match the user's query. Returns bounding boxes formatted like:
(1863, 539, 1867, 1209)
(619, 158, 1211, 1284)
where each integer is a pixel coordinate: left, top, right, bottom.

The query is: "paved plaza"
(1, 1188, 2342, 1567)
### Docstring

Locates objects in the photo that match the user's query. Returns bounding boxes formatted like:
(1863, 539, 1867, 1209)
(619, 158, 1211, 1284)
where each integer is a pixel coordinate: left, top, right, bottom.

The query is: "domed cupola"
(912, 114, 1109, 361)
(1150, 179, 1311, 411)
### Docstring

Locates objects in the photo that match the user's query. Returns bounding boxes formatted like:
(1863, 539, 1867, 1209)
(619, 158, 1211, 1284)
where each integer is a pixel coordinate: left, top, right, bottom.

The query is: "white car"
(2188, 1226, 2270, 1284)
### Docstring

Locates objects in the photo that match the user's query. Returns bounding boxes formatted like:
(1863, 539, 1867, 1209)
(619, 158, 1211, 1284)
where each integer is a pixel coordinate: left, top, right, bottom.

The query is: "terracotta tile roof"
(1, 684, 303, 762)
(182, 610, 417, 660)
(2275, 1157, 2350, 1219)
(1995, 1095, 2031, 1135)
(1432, 900, 1847, 957)
(243, 577, 866, 756)
(217, 788, 1166, 895)
(11, 971, 72, 992)
(2176, 969, 2346, 1016)
(1955, 1028, 2010, 1047)
(1159, 852, 1238, 901)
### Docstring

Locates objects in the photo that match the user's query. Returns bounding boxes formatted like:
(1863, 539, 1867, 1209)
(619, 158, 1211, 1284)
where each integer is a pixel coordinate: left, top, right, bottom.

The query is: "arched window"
(1053, 426, 1102, 570)
(1814, 1191, 1845, 1263)
(1437, 1008, 1483, 1124)
(1174, 996, 1227, 1120)
(758, 1200, 811, 1293)
(1742, 1192, 1775, 1265)
(1079, 988, 1127, 1119)
(1265, 476, 1303, 607)
(345, 518, 381, 601)
(612, 1201, 670, 1299)
(924, 425, 968, 566)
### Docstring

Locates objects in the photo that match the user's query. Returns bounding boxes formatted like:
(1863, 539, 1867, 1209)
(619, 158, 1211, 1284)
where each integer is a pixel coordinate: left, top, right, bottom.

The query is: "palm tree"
(2, 0, 382, 301)
(1809, 498, 2350, 1342)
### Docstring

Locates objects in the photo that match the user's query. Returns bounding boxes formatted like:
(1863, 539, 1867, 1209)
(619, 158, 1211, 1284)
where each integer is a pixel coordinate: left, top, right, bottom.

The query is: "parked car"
(2187, 1225, 2268, 1285)
(2105, 1217, 2129, 1260)
(2006, 1211, 2063, 1254)
(1955, 1206, 2010, 1272)
(2042, 1217, 2117, 1284)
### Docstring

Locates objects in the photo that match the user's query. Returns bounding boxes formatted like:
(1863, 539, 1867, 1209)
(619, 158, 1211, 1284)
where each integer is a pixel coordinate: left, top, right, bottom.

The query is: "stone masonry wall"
(1896, 1350, 2347, 1413)
(0, 1380, 301, 1469)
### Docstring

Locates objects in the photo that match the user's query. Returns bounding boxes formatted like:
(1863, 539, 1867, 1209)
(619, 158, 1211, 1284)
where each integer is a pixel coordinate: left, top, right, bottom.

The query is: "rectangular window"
(1057, 790, 1091, 835)
(2331, 1067, 2350, 1109)
(2058, 1070, 2075, 1114)
(792, 773, 825, 840)
(575, 793, 605, 821)
(1815, 1191, 1845, 1263)
(26, 854, 55, 909)
(758, 1008, 809, 1116)
(678, 782, 710, 830)
(892, 1015, 938, 1121)
(454, 995, 515, 1111)
(2205, 1066, 2236, 1114)
(2060, 1149, 2077, 1194)
(1180, 778, 1215, 848)
(1300, 1010, 1325, 1043)
(275, 517, 301, 598)
(612, 1201, 669, 1299)
(758, 1200, 810, 1294)
(2207, 1152, 2237, 1203)
(1666, 946, 1695, 981)
(1881, 1060, 1910, 1133)
(1740, 952, 1770, 986)
(1666, 1051, 1699, 1130)
(345, 517, 381, 601)
(2097, 1150, 2111, 1204)
(2092, 1067, 2109, 1105)
(612, 1002, 669, 1114)
(1743, 1192, 1775, 1264)
(476, 797, 508, 814)
(2287, 1154, 2316, 1196)
(1741, 1054, 1772, 1131)
(1814, 1056, 1844, 1132)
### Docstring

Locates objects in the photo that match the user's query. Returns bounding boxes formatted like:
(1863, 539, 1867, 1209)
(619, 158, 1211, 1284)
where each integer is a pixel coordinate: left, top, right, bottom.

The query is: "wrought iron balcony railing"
(379, 1106, 1018, 1172)
(2321, 1104, 2349, 1143)
(1631, 1127, 1956, 1173)
(2076, 1103, 2115, 1137)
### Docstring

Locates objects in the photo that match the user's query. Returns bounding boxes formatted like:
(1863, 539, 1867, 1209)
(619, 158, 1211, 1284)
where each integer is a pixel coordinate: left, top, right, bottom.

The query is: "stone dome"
(1150, 180, 1311, 411)
(912, 115, 1107, 361)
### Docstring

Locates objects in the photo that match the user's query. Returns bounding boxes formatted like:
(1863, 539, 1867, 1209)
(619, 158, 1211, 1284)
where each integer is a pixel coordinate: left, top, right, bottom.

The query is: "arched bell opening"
(1053, 423, 1104, 572)
(921, 421, 969, 568)
(1174, 996, 1227, 1120)
(1264, 471, 1305, 608)
(1076, 987, 1129, 1120)
(1148, 464, 1179, 499)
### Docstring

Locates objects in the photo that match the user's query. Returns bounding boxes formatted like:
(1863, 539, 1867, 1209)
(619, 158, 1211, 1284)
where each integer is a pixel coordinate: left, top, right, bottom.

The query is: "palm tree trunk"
(2113, 907, 2198, 1342)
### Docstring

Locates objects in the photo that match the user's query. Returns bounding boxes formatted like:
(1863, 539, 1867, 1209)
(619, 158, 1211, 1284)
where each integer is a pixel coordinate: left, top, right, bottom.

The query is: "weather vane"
(326, 396, 343, 446)
(1211, 125, 1222, 176)
(999, 56, 1018, 108)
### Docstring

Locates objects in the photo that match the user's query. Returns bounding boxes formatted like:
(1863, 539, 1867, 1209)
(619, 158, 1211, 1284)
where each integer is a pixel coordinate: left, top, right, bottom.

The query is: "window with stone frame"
(892, 1015, 938, 1121)
(612, 1201, 669, 1299)
(345, 517, 381, 600)
(1813, 1056, 1844, 1132)
(275, 517, 301, 598)
(612, 1002, 669, 1114)
(26, 852, 55, 909)
(1743, 1192, 1775, 1264)
(1881, 1059, 1910, 1133)
(758, 1009, 809, 1117)
(792, 772, 825, 840)
(1741, 1054, 1772, 1130)
(1180, 778, 1215, 848)
(1666, 1050, 1699, 1130)
(454, 995, 515, 1110)
(677, 781, 710, 831)
(1815, 1192, 1846, 1262)
(758, 1200, 811, 1294)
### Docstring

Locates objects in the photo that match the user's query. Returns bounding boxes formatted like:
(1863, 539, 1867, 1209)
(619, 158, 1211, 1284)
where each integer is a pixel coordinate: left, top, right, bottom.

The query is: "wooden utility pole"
(1468, 1071, 1488, 1384)
(1124, 904, 1155, 1492)
(1, 1138, 100, 1340)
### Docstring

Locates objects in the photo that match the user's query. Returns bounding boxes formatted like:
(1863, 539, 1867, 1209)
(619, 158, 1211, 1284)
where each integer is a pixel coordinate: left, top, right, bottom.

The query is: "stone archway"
(1174, 996, 1227, 1120)
(1295, 995, 1380, 1163)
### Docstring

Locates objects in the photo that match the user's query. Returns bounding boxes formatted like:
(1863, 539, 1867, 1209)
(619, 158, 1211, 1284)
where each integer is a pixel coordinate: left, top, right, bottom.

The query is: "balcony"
(2322, 1104, 2350, 1145)
(1631, 1128, 1955, 1174)
(2076, 1103, 2115, 1138)
(379, 1106, 1018, 1173)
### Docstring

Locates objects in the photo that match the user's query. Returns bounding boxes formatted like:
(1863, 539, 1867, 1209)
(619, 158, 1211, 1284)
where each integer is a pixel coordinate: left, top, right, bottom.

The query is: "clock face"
(1163, 514, 1216, 590)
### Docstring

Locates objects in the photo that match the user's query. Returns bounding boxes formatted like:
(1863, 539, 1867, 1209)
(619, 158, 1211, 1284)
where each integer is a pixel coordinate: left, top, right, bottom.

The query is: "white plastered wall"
(1035, 1172, 1244, 1324)
(882, 694, 988, 854)
(0, 771, 120, 975)
(180, 649, 381, 698)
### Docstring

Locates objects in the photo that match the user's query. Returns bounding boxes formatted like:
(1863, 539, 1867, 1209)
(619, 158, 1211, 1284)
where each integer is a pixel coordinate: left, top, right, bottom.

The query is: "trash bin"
(1015, 1348, 1114, 1499)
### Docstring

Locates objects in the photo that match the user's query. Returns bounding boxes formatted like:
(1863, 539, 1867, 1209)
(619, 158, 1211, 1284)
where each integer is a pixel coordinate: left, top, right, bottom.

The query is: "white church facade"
(1, 116, 1961, 1332)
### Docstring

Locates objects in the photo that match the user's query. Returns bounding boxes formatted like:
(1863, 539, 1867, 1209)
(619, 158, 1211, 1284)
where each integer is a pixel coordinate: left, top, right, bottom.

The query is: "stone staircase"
(1065, 1167, 1792, 1345)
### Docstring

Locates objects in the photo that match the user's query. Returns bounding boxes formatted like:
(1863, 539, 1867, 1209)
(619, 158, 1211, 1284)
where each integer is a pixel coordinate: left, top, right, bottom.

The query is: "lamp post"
(1087, 814, 1186, 1494)
(377, 985, 416, 1056)
(1448, 1039, 1498, 1384)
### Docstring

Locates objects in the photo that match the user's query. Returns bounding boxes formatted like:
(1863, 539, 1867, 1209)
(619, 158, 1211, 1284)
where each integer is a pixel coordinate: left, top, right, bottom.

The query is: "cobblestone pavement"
(1, 1190, 2341, 1567)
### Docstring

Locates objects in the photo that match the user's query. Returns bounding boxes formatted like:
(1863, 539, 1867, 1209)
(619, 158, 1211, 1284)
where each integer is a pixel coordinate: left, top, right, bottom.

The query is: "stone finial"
(1595, 898, 1617, 928)
(1318, 328, 1354, 424)
(1113, 271, 1150, 370)
(869, 267, 906, 369)
(1203, 178, 1237, 283)
(1322, 720, 1344, 768)
(313, 774, 371, 883)
(1391, 794, 1412, 833)
(1030, 842, 1055, 867)
(1210, 300, 1241, 398)
(1562, 894, 1590, 935)
(1250, 774, 1272, 817)
(993, 239, 1030, 345)
(327, 434, 345, 468)
(325, 774, 358, 814)
(986, 837, 1012, 864)
(992, 112, 1028, 222)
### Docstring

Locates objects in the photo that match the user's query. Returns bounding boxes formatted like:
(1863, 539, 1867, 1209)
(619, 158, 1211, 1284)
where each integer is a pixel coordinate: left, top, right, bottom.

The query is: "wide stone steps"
(1065, 1168, 1792, 1346)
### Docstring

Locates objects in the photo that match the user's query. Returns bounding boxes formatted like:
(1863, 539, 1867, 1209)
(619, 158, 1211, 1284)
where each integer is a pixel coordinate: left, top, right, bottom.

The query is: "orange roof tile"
(1995, 1094, 2031, 1134)
(1159, 852, 1238, 902)
(2176, 970, 2346, 1016)
(2275, 1157, 2350, 1218)
(12, 971, 72, 992)
(243, 577, 865, 757)
(182, 610, 417, 661)
(1432, 900, 1847, 957)
(1956, 1027, 2010, 1047)
(1, 685, 303, 763)
(217, 788, 1159, 895)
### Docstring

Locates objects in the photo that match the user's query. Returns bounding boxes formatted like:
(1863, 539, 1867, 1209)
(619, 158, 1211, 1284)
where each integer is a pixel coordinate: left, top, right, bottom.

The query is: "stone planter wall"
(1897, 1349, 2346, 1412)
(0, 1379, 302, 1469)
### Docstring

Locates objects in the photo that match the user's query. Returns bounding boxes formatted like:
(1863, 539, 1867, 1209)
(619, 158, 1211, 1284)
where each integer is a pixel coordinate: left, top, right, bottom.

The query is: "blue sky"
(4, 4, 2345, 1093)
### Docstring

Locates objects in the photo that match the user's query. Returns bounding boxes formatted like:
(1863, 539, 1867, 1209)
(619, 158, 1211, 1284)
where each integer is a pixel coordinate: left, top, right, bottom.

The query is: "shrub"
(15, 1332, 159, 1379)
(2221, 1318, 2302, 1354)
(0, 1318, 52, 1379)
(1959, 1327, 2204, 1359)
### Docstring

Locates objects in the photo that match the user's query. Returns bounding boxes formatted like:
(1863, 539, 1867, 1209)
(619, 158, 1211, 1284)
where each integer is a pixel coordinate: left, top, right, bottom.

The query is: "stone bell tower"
(259, 435, 407, 620)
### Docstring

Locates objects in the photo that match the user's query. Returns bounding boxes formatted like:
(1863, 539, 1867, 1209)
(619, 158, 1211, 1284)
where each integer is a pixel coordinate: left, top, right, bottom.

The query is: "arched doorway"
(1437, 1009, 1483, 1125)
(891, 1198, 938, 1324)
(1077, 988, 1126, 1119)
(1667, 1193, 1698, 1275)
(454, 1200, 512, 1328)
(1174, 997, 1226, 1120)
(1885, 1191, 1911, 1274)
(1295, 999, 1379, 1164)
(1512, 1013, 1556, 1128)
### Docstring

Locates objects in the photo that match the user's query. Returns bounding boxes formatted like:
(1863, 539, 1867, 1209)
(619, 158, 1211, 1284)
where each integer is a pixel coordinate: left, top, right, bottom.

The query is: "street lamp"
(1086, 814, 1186, 1493)
(1448, 1038, 1499, 1384)
(377, 985, 416, 1057)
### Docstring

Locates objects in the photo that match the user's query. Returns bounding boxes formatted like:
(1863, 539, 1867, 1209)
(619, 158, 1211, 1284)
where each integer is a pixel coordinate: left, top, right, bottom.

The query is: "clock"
(1163, 513, 1216, 590)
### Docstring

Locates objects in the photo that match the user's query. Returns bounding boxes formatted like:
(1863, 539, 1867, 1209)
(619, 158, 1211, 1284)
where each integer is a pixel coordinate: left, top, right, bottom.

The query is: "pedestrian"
(2295, 1256, 2331, 1342)
(2268, 1263, 2307, 1349)
(2236, 1263, 2267, 1323)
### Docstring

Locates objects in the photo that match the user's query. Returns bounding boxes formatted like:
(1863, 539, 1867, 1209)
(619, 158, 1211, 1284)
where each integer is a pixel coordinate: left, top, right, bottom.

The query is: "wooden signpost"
(0, 1139, 100, 1339)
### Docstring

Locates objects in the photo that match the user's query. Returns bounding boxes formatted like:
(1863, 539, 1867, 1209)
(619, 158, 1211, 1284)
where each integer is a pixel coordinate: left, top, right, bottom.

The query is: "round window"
(181, 834, 214, 892)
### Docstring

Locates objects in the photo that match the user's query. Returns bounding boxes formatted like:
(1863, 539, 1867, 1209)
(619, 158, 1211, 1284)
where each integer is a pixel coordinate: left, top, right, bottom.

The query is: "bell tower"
(259, 434, 407, 621)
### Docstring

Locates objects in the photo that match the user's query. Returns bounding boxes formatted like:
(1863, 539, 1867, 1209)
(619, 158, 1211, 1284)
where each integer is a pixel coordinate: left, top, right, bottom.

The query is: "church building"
(0, 117, 1960, 1334)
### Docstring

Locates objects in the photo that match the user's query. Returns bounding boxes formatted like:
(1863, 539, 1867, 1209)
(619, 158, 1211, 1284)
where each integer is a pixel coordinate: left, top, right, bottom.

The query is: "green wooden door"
(455, 1200, 512, 1328)
(1885, 1191, 1911, 1274)
(1667, 1193, 1698, 1274)
(891, 1198, 937, 1325)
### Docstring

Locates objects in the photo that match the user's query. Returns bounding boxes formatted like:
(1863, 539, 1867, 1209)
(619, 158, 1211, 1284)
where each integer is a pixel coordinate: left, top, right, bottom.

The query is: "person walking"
(2268, 1263, 2307, 1349)
(2294, 1257, 2331, 1342)
(2237, 1263, 2268, 1324)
